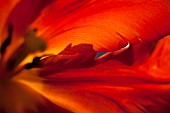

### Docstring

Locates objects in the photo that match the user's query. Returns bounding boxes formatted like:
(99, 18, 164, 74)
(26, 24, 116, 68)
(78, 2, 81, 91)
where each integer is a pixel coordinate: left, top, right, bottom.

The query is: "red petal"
(39, 44, 96, 76)
(23, 40, 170, 113)
(0, 0, 19, 41)
(0, 0, 55, 61)
(140, 35, 170, 79)
(96, 42, 155, 66)
(4, 0, 54, 36)
(32, 0, 170, 54)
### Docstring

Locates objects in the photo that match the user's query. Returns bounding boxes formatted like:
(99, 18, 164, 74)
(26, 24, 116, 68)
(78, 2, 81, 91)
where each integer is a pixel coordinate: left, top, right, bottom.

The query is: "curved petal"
(0, 78, 43, 113)
(25, 44, 96, 76)
(0, 68, 72, 113)
(96, 42, 156, 66)
(32, 0, 170, 54)
(23, 61, 170, 113)
(21, 40, 170, 113)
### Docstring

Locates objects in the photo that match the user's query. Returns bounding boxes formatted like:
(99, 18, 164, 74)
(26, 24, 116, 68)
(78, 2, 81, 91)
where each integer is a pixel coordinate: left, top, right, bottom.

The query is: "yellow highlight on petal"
(0, 69, 44, 113)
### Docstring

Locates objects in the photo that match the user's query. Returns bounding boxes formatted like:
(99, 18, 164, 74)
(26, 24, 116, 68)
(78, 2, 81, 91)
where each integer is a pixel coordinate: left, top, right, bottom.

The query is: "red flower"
(0, 0, 170, 113)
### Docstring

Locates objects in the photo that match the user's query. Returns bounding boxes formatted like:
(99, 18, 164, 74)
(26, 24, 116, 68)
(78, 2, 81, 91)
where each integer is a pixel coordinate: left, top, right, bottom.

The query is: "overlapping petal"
(100, 42, 155, 66)
(20, 39, 170, 113)
(1, 0, 170, 113)
(32, 0, 170, 54)
(38, 44, 96, 76)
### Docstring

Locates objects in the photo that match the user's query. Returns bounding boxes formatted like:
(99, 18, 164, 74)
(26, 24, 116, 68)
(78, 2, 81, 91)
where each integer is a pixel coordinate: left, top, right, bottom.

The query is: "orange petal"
(32, 0, 170, 54)
(24, 60, 170, 113)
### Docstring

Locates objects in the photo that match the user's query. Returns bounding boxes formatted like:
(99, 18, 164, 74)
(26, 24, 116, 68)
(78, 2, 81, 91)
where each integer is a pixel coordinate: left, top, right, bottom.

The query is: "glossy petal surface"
(32, 0, 170, 54)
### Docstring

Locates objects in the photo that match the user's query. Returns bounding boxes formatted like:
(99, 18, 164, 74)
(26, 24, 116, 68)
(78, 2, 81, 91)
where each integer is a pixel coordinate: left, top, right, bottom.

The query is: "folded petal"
(96, 42, 156, 66)
(139, 35, 170, 80)
(32, 0, 170, 54)
(31, 44, 96, 76)
(20, 39, 170, 113)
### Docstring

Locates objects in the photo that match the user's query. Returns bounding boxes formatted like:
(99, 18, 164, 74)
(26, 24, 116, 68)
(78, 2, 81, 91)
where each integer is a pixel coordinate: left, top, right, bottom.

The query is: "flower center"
(0, 25, 47, 80)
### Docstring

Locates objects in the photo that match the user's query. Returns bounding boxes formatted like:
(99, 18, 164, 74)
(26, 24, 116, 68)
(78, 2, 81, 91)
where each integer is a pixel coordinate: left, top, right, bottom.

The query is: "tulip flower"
(0, 0, 170, 113)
